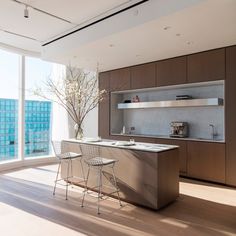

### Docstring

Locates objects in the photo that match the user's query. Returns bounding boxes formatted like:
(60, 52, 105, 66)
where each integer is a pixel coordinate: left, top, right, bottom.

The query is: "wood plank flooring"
(0, 164, 236, 236)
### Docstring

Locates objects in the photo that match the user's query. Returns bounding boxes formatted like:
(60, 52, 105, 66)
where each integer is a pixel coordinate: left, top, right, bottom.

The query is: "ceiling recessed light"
(163, 26, 171, 30)
(187, 41, 193, 45)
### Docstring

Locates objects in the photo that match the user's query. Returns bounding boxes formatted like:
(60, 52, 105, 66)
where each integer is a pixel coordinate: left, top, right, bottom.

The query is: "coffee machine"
(170, 122, 188, 138)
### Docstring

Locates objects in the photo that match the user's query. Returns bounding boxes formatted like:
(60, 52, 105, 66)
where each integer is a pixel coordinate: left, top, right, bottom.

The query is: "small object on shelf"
(124, 100, 131, 103)
(129, 126, 135, 134)
(132, 95, 140, 103)
(176, 95, 193, 100)
(121, 125, 126, 134)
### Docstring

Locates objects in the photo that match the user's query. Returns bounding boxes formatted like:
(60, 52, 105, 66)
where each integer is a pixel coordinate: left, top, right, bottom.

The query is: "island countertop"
(63, 138, 178, 153)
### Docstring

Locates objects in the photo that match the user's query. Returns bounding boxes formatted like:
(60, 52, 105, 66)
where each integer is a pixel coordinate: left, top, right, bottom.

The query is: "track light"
(24, 6, 29, 18)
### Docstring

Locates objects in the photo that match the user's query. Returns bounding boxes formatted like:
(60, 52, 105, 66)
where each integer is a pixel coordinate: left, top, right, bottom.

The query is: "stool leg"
(81, 165, 90, 207)
(65, 159, 70, 200)
(97, 166, 103, 214)
(80, 159, 85, 182)
(112, 166, 122, 206)
(53, 161, 61, 196)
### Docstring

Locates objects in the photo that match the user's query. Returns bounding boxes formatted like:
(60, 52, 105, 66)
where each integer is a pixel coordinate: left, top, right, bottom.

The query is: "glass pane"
(0, 49, 19, 162)
(25, 57, 53, 158)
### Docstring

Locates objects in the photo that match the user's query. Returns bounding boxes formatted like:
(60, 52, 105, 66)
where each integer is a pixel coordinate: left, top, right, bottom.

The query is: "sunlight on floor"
(180, 180, 236, 207)
(0, 202, 86, 236)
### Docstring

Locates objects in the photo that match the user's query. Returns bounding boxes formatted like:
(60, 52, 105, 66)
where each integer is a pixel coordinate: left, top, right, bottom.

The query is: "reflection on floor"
(0, 164, 236, 236)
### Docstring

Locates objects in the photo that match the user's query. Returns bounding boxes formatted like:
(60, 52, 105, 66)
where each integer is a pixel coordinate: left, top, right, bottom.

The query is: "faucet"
(209, 124, 217, 140)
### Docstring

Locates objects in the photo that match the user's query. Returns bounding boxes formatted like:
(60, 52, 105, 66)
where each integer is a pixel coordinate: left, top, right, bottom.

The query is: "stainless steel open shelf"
(117, 98, 224, 109)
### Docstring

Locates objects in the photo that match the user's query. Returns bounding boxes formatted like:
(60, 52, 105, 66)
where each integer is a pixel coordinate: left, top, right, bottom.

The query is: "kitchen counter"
(111, 133, 225, 143)
(63, 138, 178, 153)
(62, 139, 179, 210)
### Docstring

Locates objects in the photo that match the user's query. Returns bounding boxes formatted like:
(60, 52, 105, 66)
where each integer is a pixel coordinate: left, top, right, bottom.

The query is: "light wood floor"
(0, 164, 236, 236)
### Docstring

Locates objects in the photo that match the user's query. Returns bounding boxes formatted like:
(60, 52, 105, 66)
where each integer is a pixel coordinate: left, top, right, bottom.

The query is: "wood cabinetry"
(156, 56, 187, 86)
(187, 48, 225, 83)
(187, 141, 225, 183)
(98, 72, 110, 139)
(131, 62, 156, 89)
(225, 46, 236, 186)
(110, 68, 130, 91)
(156, 139, 187, 174)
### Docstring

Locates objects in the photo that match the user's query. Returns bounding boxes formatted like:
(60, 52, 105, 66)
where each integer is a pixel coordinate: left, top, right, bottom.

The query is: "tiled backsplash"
(111, 82, 224, 140)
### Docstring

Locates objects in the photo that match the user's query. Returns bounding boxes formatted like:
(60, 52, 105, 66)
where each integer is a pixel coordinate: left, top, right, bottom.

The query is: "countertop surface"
(63, 138, 178, 153)
(111, 133, 225, 143)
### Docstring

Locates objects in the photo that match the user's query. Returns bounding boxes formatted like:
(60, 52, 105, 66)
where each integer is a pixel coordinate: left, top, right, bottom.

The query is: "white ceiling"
(0, 0, 236, 71)
(0, 0, 133, 53)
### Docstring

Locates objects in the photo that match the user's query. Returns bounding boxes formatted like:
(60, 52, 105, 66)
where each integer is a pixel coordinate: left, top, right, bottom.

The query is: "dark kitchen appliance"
(170, 121, 188, 138)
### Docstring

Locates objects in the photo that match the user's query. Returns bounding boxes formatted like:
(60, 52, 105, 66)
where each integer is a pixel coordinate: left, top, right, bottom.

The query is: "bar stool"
(80, 144, 122, 214)
(52, 140, 85, 200)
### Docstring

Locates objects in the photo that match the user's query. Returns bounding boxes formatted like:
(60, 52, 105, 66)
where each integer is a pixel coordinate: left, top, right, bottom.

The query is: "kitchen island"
(61, 139, 179, 210)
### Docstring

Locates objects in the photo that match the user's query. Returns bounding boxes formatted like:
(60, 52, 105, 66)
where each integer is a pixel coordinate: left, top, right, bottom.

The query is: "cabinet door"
(187, 141, 225, 183)
(187, 48, 225, 83)
(155, 139, 187, 174)
(98, 72, 110, 139)
(226, 46, 236, 186)
(156, 56, 187, 86)
(131, 62, 156, 89)
(110, 68, 130, 91)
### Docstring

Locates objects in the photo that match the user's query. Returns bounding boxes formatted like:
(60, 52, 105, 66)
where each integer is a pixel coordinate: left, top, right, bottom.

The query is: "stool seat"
(58, 152, 82, 160)
(85, 157, 116, 166)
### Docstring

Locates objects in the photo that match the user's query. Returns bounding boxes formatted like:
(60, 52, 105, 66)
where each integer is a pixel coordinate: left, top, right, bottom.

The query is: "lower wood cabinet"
(187, 141, 225, 183)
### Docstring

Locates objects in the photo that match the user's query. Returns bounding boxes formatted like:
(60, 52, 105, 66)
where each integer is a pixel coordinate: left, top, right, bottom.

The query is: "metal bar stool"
(80, 143, 122, 214)
(52, 140, 85, 200)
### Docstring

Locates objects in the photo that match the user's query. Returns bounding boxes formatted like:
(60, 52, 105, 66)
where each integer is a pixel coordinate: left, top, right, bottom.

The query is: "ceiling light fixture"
(163, 26, 171, 30)
(24, 5, 29, 18)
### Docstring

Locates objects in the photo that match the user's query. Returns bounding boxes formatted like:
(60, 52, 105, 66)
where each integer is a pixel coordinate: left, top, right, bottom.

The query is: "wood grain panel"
(156, 56, 187, 86)
(110, 68, 130, 91)
(131, 62, 156, 89)
(187, 48, 225, 83)
(62, 141, 179, 209)
(225, 45, 236, 186)
(98, 72, 110, 139)
(187, 141, 225, 183)
(156, 138, 187, 175)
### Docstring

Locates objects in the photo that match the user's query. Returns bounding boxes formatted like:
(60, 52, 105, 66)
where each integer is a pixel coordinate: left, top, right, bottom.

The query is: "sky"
(0, 48, 54, 100)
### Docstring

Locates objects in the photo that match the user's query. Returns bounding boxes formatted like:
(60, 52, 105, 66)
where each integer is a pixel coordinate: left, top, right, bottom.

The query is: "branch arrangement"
(33, 65, 107, 138)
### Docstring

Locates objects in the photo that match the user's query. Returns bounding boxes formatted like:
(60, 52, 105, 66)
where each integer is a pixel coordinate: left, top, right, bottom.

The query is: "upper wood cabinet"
(187, 48, 225, 83)
(131, 62, 156, 89)
(187, 141, 225, 183)
(98, 72, 110, 139)
(225, 45, 236, 187)
(110, 68, 130, 91)
(156, 56, 187, 86)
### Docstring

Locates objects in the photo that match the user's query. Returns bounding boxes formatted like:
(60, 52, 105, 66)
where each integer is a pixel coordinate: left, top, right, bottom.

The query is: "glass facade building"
(0, 98, 52, 161)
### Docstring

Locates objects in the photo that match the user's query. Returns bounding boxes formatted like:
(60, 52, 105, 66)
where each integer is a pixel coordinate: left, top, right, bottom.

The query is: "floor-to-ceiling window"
(0, 49, 19, 162)
(0, 48, 63, 165)
(25, 57, 53, 158)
